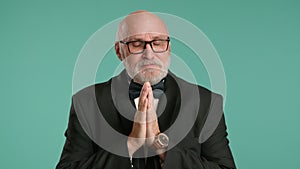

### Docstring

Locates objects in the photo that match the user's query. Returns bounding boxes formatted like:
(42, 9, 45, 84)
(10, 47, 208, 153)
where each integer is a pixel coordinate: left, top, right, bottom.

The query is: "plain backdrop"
(0, 0, 299, 169)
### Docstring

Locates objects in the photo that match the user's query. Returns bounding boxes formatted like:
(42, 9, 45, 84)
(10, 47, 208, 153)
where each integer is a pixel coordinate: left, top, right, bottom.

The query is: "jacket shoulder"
(72, 79, 112, 101)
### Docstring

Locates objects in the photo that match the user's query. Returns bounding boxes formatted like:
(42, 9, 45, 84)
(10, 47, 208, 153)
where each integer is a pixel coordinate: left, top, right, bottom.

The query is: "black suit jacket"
(56, 71, 236, 169)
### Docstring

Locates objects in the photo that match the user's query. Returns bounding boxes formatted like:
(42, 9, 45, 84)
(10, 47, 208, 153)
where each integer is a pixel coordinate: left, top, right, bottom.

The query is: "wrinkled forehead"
(116, 12, 169, 41)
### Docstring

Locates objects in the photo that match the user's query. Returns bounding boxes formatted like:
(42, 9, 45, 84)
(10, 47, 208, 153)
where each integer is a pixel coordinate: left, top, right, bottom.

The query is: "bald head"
(116, 11, 169, 41)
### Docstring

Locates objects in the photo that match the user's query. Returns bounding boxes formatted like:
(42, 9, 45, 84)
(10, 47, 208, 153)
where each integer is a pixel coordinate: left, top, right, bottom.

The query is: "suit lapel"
(95, 70, 134, 135)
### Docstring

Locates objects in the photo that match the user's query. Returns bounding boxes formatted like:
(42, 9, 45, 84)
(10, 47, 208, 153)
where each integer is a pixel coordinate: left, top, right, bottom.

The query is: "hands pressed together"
(127, 82, 166, 161)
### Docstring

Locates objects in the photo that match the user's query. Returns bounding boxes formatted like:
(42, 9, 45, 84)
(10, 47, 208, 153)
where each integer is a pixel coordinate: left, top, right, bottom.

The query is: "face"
(115, 12, 171, 85)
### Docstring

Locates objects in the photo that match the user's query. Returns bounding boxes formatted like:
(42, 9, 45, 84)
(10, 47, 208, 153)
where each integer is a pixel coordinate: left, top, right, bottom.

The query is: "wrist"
(152, 133, 169, 161)
(127, 138, 138, 158)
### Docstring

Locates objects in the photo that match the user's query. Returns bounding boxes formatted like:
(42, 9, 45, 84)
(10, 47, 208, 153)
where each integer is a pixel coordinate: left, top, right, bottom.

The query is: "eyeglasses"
(119, 37, 170, 54)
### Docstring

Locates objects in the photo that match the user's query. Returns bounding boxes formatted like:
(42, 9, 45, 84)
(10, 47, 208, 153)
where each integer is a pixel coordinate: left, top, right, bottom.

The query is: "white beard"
(124, 59, 169, 85)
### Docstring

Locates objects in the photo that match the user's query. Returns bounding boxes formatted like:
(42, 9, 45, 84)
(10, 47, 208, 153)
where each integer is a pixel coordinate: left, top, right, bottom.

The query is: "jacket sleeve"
(55, 102, 131, 169)
(162, 95, 236, 169)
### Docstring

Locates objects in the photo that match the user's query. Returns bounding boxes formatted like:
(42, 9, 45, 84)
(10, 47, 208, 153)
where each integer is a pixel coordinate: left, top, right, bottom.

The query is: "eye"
(131, 41, 143, 47)
(152, 40, 162, 46)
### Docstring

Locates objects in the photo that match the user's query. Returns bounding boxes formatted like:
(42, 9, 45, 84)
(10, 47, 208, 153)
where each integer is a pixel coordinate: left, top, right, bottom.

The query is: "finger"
(141, 82, 151, 98)
(138, 96, 148, 113)
(147, 86, 154, 109)
(146, 90, 158, 123)
(148, 85, 154, 101)
(147, 111, 157, 123)
(138, 82, 150, 112)
(133, 111, 147, 125)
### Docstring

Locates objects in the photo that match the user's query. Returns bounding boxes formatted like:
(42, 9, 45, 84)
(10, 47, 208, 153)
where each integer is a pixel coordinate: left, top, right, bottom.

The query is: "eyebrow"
(127, 38, 144, 41)
(127, 36, 168, 41)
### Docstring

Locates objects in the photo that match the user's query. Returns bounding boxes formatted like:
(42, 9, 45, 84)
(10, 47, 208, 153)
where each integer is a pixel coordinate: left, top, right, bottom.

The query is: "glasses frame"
(119, 37, 170, 54)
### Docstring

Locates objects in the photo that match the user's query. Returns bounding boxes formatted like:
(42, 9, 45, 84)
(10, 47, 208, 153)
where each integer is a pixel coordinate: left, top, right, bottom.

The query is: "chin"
(135, 70, 167, 85)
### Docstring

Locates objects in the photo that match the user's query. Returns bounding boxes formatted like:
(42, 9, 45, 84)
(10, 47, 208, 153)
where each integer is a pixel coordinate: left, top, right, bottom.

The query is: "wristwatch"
(154, 133, 169, 149)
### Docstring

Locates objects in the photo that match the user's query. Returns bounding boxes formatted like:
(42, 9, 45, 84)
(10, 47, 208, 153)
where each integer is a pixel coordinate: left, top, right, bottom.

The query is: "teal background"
(0, 0, 299, 168)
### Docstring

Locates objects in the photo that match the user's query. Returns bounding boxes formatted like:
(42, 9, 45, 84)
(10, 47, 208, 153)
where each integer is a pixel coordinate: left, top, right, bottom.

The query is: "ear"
(115, 42, 124, 61)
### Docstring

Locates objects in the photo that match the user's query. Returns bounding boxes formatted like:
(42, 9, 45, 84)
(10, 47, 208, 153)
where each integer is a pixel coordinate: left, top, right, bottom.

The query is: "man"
(56, 10, 236, 169)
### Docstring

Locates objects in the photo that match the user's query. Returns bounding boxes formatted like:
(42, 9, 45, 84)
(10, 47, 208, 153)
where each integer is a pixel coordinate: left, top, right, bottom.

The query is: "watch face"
(158, 133, 169, 146)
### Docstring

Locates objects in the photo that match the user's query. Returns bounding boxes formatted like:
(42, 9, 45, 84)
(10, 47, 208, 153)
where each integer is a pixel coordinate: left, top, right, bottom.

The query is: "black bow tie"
(129, 79, 165, 100)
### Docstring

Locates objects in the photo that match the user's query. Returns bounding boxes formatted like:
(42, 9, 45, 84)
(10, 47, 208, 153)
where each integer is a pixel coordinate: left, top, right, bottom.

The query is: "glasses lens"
(152, 40, 168, 52)
(128, 41, 145, 54)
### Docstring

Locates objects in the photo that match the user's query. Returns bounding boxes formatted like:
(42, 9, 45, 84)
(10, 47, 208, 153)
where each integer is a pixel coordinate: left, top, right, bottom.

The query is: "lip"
(141, 64, 160, 69)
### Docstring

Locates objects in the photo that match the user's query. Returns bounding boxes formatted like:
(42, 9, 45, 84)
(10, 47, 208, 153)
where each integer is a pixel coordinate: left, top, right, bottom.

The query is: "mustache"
(136, 59, 163, 69)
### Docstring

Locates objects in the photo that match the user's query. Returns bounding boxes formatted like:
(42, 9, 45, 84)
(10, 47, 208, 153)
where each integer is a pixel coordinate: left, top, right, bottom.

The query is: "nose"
(142, 43, 154, 59)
